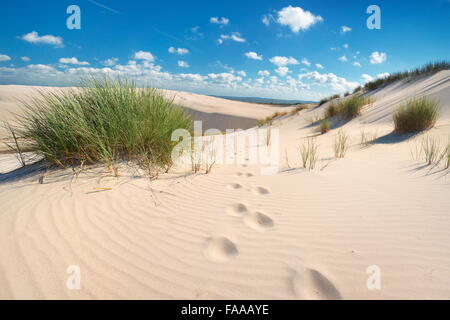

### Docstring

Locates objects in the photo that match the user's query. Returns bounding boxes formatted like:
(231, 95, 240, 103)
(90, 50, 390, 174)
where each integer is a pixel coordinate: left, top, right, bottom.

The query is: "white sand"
(0, 71, 449, 299)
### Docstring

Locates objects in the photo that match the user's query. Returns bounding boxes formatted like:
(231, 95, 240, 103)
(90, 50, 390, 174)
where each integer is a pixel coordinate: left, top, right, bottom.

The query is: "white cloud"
(20, 31, 63, 47)
(219, 32, 246, 43)
(102, 58, 118, 66)
(0, 54, 323, 100)
(353, 62, 362, 67)
(361, 73, 389, 83)
(339, 55, 348, 62)
(59, 57, 89, 66)
(269, 76, 278, 84)
(0, 54, 11, 62)
(275, 67, 290, 77)
(362, 74, 374, 83)
(377, 72, 390, 79)
(177, 60, 190, 68)
(133, 50, 155, 62)
(168, 47, 189, 55)
(315, 63, 324, 69)
(269, 56, 299, 67)
(300, 71, 359, 92)
(341, 26, 352, 33)
(208, 72, 242, 84)
(244, 52, 263, 60)
(21, 56, 31, 62)
(301, 58, 311, 67)
(177, 73, 205, 82)
(276, 5, 323, 33)
(258, 70, 270, 77)
(262, 15, 271, 26)
(27, 64, 57, 72)
(210, 17, 229, 25)
(370, 51, 387, 64)
(343, 44, 349, 49)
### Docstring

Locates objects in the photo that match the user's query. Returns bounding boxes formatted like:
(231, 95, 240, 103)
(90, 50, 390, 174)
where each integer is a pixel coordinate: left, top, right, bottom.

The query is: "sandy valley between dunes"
(0, 71, 449, 299)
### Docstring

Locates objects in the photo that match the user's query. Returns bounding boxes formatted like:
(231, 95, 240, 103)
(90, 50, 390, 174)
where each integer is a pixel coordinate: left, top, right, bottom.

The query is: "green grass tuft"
(393, 97, 438, 133)
(364, 61, 449, 92)
(6, 77, 192, 176)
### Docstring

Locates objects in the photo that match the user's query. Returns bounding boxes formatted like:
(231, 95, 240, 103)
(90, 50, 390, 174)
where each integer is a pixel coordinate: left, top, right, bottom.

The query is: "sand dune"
(0, 85, 293, 146)
(0, 71, 449, 299)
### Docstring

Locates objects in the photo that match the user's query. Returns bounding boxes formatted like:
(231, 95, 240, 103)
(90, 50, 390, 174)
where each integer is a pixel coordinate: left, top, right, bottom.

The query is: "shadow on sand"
(373, 131, 418, 144)
(0, 160, 47, 184)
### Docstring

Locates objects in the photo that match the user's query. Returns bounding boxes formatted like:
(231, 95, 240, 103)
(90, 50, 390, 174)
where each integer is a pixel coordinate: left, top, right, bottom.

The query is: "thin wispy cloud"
(87, 0, 121, 14)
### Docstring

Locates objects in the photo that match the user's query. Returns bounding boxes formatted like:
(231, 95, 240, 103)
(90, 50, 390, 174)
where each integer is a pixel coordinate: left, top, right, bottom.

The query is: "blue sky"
(0, 0, 449, 100)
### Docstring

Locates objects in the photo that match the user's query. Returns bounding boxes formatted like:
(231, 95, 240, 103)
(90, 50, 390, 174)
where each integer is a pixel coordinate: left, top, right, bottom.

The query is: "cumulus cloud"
(0, 54, 11, 62)
(0, 52, 322, 100)
(276, 6, 323, 33)
(244, 52, 263, 60)
(339, 55, 348, 62)
(20, 31, 63, 47)
(343, 44, 349, 49)
(315, 63, 324, 69)
(377, 72, 390, 78)
(275, 67, 290, 77)
(177, 60, 190, 68)
(300, 71, 359, 92)
(361, 74, 374, 83)
(102, 58, 118, 66)
(361, 73, 390, 83)
(219, 32, 246, 43)
(168, 47, 189, 55)
(21, 56, 31, 62)
(208, 72, 242, 84)
(133, 50, 155, 62)
(341, 26, 352, 33)
(210, 17, 229, 25)
(301, 58, 311, 66)
(353, 62, 361, 67)
(370, 51, 387, 64)
(269, 56, 299, 67)
(59, 57, 89, 66)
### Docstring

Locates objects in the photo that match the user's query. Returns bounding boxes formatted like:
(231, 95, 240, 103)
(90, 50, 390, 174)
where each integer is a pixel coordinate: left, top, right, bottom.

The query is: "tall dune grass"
(6, 77, 192, 175)
(324, 95, 372, 120)
(393, 97, 438, 133)
(364, 61, 449, 91)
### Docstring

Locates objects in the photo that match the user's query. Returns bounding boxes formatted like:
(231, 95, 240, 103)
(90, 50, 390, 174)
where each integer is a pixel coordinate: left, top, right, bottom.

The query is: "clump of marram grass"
(338, 95, 372, 119)
(320, 119, 330, 134)
(364, 61, 449, 91)
(6, 77, 192, 177)
(317, 94, 341, 107)
(325, 103, 339, 118)
(334, 129, 349, 158)
(393, 97, 438, 133)
(324, 96, 372, 120)
(299, 138, 318, 171)
(257, 111, 289, 127)
(410, 135, 449, 169)
(360, 128, 378, 147)
(421, 135, 442, 166)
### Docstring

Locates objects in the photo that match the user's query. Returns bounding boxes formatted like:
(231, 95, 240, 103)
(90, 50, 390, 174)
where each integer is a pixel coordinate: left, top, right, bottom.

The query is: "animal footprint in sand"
(225, 203, 249, 217)
(206, 237, 239, 262)
(250, 186, 270, 195)
(226, 183, 242, 190)
(291, 268, 341, 300)
(243, 212, 274, 232)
